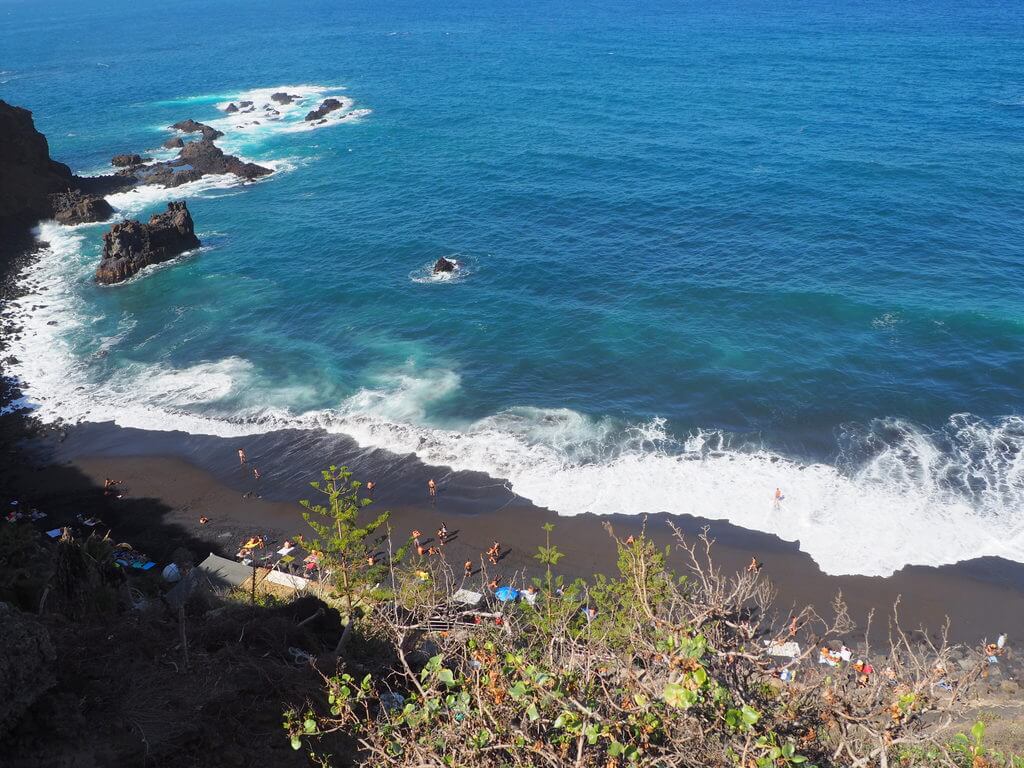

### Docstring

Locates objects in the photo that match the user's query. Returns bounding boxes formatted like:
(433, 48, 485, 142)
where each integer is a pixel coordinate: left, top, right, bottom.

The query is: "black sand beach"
(7, 418, 1020, 646)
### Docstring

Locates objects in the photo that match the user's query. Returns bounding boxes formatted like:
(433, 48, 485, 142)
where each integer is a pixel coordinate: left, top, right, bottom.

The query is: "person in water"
(365, 480, 375, 498)
(428, 478, 437, 499)
(464, 559, 473, 578)
(238, 448, 247, 465)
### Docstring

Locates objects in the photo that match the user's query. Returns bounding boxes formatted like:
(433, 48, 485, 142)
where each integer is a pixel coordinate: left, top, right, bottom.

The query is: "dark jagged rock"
(433, 256, 457, 274)
(162, 137, 185, 149)
(239, 100, 253, 107)
(304, 98, 343, 122)
(176, 139, 272, 180)
(111, 153, 145, 168)
(224, 103, 239, 114)
(0, 99, 75, 243)
(168, 119, 224, 141)
(50, 190, 114, 225)
(95, 202, 200, 284)
(271, 92, 300, 105)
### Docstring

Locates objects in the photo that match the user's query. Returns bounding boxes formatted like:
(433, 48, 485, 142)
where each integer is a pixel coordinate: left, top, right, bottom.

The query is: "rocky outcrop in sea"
(169, 119, 224, 141)
(304, 98, 342, 122)
(95, 202, 200, 284)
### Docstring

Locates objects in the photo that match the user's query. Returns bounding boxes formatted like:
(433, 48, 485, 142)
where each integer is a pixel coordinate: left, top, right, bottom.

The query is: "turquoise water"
(3, 0, 1023, 575)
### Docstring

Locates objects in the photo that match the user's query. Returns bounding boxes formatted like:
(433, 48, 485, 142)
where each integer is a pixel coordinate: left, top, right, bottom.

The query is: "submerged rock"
(433, 256, 457, 274)
(95, 201, 200, 284)
(50, 190, 114, 225)
(162, 137, 185, 149)
(304, 98, 343, 122)
(168, 118, 224, 141)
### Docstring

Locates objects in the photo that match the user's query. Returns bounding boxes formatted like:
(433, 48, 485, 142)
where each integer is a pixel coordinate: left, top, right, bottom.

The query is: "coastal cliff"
(0, 100, 128, 257)
(95, 202, 200, 284)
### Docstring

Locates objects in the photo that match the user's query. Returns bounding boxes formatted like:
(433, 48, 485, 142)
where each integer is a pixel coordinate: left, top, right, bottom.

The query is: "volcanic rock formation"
(95, 202, 200, 284)
(304, 98, 342, 122)
(169, 119, 224, 141)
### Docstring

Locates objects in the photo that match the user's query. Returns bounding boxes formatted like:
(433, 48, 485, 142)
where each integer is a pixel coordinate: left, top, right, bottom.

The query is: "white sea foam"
(7, 229, 1024, 578)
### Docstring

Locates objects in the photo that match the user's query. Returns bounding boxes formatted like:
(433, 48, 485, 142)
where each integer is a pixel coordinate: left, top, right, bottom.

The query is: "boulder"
(433, 256, 457, 274)
(271, 92, 300, 105)
(50, 190, 114, 225)
(0, 603, 56, 738)
(111, 153, 145, 168)
(224, 103, 239, 114)
(168, 119, 224, 141)
(95, 201, 200, 284)
(162, 137, 185, 149)
(304, 98, 343, 122)
(239, 100, 253, 107)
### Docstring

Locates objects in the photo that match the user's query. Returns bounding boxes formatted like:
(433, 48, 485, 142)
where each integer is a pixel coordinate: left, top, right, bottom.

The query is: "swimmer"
(428, 478, 436, 499)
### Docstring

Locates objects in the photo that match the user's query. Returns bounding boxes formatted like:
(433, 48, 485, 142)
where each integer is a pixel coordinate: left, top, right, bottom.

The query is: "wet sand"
(49, 437, 1024, 646)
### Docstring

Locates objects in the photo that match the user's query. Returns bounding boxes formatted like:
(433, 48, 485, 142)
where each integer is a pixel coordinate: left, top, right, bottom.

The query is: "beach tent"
(165, 552, 254, 610)
(494, 586, 519, 603)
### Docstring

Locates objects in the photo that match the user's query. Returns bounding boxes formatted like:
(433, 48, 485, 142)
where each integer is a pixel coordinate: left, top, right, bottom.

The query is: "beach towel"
(451, 588, 484, 607)
(767, 641, 801, 658)
(46, 528, 62, 538)
(267, 570, 310, 591)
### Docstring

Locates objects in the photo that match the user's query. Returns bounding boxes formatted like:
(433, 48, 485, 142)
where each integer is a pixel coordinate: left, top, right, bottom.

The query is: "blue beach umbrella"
(494, 586, 519, 602)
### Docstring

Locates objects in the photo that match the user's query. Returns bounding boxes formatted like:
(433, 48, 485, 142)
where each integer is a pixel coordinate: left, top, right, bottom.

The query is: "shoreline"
(23, 419, 1024, 645)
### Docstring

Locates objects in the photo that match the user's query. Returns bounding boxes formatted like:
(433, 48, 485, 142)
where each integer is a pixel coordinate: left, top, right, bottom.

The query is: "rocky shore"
(0, 98, 273, 284)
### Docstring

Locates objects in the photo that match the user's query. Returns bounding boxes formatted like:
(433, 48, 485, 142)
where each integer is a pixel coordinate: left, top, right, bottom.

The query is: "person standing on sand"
(238, 448, 247, 465)
(428, 478, 436, 499)
(464, 559, 472, 578)
(487, 541, 500, 565)
(437, 522, 448, 544)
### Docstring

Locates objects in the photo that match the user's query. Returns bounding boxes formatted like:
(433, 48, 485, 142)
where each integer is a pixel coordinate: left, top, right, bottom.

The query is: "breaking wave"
(6, 226, 1024, 577)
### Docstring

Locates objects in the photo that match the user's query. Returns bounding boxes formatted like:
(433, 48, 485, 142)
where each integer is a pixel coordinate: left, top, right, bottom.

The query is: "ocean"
(2, 0, 1023, 577)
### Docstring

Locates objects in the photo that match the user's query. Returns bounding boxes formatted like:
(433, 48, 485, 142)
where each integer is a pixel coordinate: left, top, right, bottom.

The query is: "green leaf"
(303, 718, 317, 734)
(741, 705, 760, 726)
(791, 756, 807, 764)
(437, 669, 455, 686)
(692, 666, 708, 687)
(971, 721, 986, 745)
(290, 735, 302, 750)
(525, 703, 540, 722)
(509, 682, 528, 700)
(663, 682, 697, 710)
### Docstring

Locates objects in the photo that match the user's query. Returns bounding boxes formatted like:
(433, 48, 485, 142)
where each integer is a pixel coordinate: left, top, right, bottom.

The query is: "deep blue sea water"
(2, 0, 1023, 575)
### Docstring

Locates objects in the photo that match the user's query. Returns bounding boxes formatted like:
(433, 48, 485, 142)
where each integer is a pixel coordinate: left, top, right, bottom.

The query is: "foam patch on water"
(7, 229, 1024, 578)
